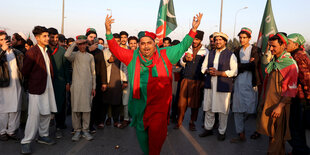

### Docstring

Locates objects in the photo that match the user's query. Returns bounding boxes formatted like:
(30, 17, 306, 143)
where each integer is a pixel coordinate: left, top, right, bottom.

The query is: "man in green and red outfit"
(105, 13, 203, 155)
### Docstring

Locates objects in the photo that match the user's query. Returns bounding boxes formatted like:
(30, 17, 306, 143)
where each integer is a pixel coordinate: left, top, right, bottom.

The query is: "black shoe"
(217, 133, 226, 141)
(36, 136, 56, 145)
(8, 133, 20, 141)
(21, 143, 31, 154)
(89, 126, 96, 134)
(0, 134, 8, 141)
(199, 129, 213, 137)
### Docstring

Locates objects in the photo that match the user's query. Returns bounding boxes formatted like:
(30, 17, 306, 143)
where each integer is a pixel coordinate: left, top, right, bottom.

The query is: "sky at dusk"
(1, 0, 309, 45)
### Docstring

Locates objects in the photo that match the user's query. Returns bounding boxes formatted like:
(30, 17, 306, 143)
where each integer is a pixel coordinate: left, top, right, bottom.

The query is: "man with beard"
(286, 33, 310, 155)
(47, 27, 70, 139)
(200, 32, 238, 141)
(85, 28, 108, 133)
(105, 13, 202, 155)
(257, 33, 298, 154)
(230, 28, 261, 143)
(11, 32, 27, 54)
(174, 30, 206, 131)
(65, 35, 96, 141)
(120, 31, 129, 49)
(21, 26, 57, 154)
(0, 31, 24, 141)
(208, 34, 216, 51)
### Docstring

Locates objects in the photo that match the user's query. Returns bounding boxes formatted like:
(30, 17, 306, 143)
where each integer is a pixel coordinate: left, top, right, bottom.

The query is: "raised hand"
(192, 13, 203, 32)
(105, 15, 115, 35)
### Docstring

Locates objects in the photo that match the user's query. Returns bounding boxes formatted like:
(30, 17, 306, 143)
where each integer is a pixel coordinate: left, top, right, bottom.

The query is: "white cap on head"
(17, 32, 27, 41)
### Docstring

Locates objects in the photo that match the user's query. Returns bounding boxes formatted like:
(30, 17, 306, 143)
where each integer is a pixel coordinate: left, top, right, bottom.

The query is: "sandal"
(119, 121, 130, 129)
(250, 131, 261, 139)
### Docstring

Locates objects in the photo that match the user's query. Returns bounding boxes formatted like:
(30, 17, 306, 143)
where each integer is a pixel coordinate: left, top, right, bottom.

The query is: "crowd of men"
(0, 13, 309, 155)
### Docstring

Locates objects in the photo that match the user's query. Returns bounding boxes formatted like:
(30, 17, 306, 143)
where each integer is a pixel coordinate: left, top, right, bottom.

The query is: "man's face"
(129, 39, 138, 50)
(98, 40, 104, 45)
(0, 35, 6, 46)
(77, 42, 87, 52)
(115, 38, 121, 45)
(25, 43, 32, 50)
(239, 33, 251, 47)
(268, 40, 286, 57)
(210, 37, 215, 49)
(49, 34, 59, 47)
(11, 35, 17, 47)
(163, 40, 171, 47)
(139, 37, 156, 59)
(286, 40, 298, 52)
(215, 36, 226, 49)
(35, 32, 49, 46)
(87, 33, 97, 45)
(192, 38, 202, 48)
(120, 35, 128, 46)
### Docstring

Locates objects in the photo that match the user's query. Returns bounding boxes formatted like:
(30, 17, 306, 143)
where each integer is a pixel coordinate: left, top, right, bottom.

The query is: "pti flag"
(257, 0, 278, 53)
(156, 0, 177, 46)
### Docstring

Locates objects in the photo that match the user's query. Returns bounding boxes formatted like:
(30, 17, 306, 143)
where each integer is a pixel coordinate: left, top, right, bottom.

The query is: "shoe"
(89, 127, 96, 134)
(82, 132, 93, 141)
(118, 120, 129, 129)
(114, 122, 122, 128)
(36, 136, 56, 145)
(97, 123, 105, 129)
(0, 134, 9, 141)
(72, 131, 81, 141)
(8, 133, 20, 141)
(55, 129, 63, 139)
(199, 129, 213, 137)
(217, 133, 226, 141)
(189, 122, 196, 131)
(21, 143, 31, 154)
(250, 131, 261, 140)
(230, 132, 246, 143)
(105, 117, 111, 126)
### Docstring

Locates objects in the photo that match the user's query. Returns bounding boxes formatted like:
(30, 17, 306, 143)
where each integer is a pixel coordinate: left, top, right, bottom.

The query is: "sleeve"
(90, 55, 96, 90)
(201, 50, 210, 74)
(100, 53, 108, 85)
(225, 54, 238, 77)
(106, 33, 134, 66)
(166, 30, 197, 64)
(295, 54, 310, 99)
(64, 42, 77, 62)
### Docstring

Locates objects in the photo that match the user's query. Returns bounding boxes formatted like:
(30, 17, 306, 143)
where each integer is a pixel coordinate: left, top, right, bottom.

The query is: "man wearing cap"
(105, 13, 202, 155)
(200, 32, 238, 141)
(65, 35, 96, 141)
(47, 27, 70, 139)
(257, 33, 298, 154)
(175, 30, 206, 131)
(230, 27, 261, 143)
(21, 26, 57, 154)
(0, 31, 24, 141)
(286, 33, 310, 155)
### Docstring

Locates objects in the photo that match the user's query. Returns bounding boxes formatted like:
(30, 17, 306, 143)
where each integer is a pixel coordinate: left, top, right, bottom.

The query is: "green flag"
(155, 0, 177, 46)
(257, 0, 278, 53)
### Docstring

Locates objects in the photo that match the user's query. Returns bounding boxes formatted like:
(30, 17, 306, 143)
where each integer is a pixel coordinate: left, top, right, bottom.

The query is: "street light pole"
(233, 6, 248, 39)
(219, 0, 223, 32)
(61, 0, 65, 34)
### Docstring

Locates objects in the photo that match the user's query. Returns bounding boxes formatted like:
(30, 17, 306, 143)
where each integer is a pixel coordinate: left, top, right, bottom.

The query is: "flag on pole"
(257, 0, 278, 53)
(155, 0, 177, 46)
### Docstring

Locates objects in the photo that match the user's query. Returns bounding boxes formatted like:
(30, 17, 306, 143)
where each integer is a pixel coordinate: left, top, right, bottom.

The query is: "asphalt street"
(1, 109, 309, 155)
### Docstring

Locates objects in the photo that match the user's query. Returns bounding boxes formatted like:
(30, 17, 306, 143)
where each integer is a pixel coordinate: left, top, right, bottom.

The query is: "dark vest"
(204, 48, 234, 92)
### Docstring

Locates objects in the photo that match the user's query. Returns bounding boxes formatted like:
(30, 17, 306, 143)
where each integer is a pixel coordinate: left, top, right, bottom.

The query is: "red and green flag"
(257, 0, 278, 53)
(155, 0, 177, 46)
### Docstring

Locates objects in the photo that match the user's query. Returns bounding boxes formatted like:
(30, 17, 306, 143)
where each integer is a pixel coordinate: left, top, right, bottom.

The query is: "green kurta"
(49, 45, 70, 113)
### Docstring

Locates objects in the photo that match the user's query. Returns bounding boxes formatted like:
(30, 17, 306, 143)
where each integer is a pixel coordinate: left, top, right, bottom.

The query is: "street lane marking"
(179, 126, 208, 155)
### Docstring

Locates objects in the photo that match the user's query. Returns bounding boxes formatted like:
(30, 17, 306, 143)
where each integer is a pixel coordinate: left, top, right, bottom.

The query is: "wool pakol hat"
(287, 33, 306, 46)
(240, 27, 252, 36)
(138, 31, 157, 40)
(213, 32, 229, 41)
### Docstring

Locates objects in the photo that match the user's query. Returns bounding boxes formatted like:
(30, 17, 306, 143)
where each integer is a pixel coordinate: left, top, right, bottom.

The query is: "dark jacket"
(234, 45, 261, 87)
(94, 49, 108, 87)
(22, 45, 54, 95)
(0, 48, 24, 87)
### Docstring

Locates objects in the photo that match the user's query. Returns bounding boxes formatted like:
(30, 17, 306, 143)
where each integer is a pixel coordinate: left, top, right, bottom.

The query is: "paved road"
(1, 109, 309, 155)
